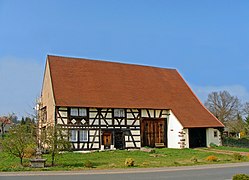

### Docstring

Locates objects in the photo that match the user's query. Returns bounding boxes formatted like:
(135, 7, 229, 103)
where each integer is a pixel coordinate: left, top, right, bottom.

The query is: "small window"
(114, 109, 125, 117)
(40, 107, 47, 122)
(70, 108, 78, 116)
(70, 108, 87, 117)
(214, 130, 218, 138)
(70, 130, 77, 142)
(79, 130, 88, 141)
(79, 108, 87, 116)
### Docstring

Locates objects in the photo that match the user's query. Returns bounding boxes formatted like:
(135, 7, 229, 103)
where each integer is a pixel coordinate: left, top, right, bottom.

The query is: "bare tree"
(204, 91, 241, 123)
(243, 102, 249, 117)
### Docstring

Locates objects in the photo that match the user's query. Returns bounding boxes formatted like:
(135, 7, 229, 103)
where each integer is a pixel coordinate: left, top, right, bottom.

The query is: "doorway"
(189, 128, 207, 148)
(114, 130, 124, 149)
(102, 131, 112, 149)
(141, 119, 166, 147)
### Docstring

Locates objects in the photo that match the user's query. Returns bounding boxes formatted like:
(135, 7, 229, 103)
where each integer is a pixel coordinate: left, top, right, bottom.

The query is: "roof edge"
(47, 54, 177, 72)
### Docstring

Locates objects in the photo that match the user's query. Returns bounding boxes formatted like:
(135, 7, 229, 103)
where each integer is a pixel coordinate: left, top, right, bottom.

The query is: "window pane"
(114, 109, 125, 117)
(79, 130, 88, 141)
(79, 108, 87, 116)
(70, 130, 77, 142)
(71, 108, 78, 116)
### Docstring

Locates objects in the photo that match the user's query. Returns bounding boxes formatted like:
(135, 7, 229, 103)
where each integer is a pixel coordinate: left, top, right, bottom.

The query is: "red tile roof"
(47, 55, 224, 128)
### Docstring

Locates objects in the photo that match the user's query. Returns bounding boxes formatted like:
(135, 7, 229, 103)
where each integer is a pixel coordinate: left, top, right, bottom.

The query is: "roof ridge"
(47, 54, 177, 71)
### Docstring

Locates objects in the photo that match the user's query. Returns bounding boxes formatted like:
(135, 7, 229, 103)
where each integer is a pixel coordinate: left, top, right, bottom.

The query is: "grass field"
(213, 146, 249, 152)
(1, 147, 249, 172)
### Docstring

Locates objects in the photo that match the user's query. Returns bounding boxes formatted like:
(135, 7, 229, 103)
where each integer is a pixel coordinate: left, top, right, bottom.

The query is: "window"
(114, 109, 125, 117)
(214, 130, 218, 138)
(70, 108, 87, 117)
(70, 130, 77, 142)
(70, 108, 78, 116)
(79, 108, 87, 116)
(69, 130, 88, 142)
(79, 130, 88, 141)
(40, 107, 47, 122)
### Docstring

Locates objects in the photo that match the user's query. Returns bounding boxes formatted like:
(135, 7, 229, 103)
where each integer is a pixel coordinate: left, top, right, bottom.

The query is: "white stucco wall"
(182, 128, 189, 148)
(167, 111, 185, 148)
(206, 128, 221, 147)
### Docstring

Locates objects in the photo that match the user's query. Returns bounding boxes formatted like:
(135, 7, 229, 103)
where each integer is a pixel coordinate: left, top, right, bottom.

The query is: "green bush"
(125, 158, 134, 167)
(84, 160, 93, 168)
(190, 156, 198, 163)
(233, 174, 249, 180)
(209, 143, 218, 148)
(223, 137, 249, 148)
(233, 153, 243, 161)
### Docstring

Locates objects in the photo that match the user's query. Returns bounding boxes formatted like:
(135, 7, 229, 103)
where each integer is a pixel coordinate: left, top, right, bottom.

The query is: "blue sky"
(0, 0, 249, 118)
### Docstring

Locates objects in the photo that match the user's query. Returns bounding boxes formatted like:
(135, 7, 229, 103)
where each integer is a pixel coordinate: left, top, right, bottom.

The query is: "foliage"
(190, 156, 198, 163)
(233, 174, 249, 180)
(209, 143, 218, 148)
(205, 155, 218, 162)
(226, 114, 246, 134)
(0, 124, 36, 165)
(40, 125, 71, 166)
(125, 158, 135, 167)
(223, 137, 249, 148)
(233, 153, 243, 161)
(23, 146, 36, 158)
(84, 160, 93, 168)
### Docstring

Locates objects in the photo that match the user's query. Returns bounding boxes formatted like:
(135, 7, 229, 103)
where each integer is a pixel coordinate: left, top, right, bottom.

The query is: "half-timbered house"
(39, 55, 224, 151)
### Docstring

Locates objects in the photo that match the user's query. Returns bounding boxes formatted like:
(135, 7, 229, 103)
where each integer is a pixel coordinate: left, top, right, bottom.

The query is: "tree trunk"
(20, 157, 23, 166)
(51, 151, 55, 166)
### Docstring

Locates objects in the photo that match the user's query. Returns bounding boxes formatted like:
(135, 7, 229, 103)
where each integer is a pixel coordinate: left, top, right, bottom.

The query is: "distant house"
(39, 55, 224, 151)
(0, 117, 12, 136)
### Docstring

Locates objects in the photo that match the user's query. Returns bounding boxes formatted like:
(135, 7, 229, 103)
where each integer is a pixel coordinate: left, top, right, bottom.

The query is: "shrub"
(209, 143, 218, 148)
(233, 174, 249, 180)
(205, 155, 218, 162)
(84, 160, 93, 168)
(24, 146, 36, 158)
(125, 158, 134, 167)
(223, 137, 249, 148)
(233, 153, 243, 161)
(190, 156, 198, 163)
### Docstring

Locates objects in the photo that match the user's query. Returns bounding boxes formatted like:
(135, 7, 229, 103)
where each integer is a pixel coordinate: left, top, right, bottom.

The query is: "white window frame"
(79, 130, 88, 142)
(114, 109, 125, 118)
(70, 108, 78, 116)
(70, 108, 87, 117)
(70, 130, 77, 142)
(79, 108, 87, 117)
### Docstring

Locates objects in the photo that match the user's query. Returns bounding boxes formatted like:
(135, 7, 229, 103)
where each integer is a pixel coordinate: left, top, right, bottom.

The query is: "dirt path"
(195, 148, 249, 156)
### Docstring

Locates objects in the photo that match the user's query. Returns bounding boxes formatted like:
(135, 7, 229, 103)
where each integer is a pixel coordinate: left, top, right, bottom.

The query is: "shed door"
(141, 119, 166, 147)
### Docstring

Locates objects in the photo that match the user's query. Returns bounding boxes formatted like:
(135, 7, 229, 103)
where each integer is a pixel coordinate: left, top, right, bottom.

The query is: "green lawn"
(0, 148, 248, 172)
(213, 146, 249, 152)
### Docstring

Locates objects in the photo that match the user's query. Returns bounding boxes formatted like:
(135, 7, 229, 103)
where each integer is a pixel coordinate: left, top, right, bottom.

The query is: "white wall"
(206, 128, 221, 147)
(167, 111, 185, 148)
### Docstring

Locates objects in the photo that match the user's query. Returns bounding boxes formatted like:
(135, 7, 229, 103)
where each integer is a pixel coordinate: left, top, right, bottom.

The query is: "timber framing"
(54, 107, 168, 150)
(38, 55, 224, 151)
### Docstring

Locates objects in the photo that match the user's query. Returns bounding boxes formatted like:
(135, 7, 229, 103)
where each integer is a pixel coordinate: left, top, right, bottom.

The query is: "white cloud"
(0, 57, 44, 118)
(191, 84, 249, 104)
